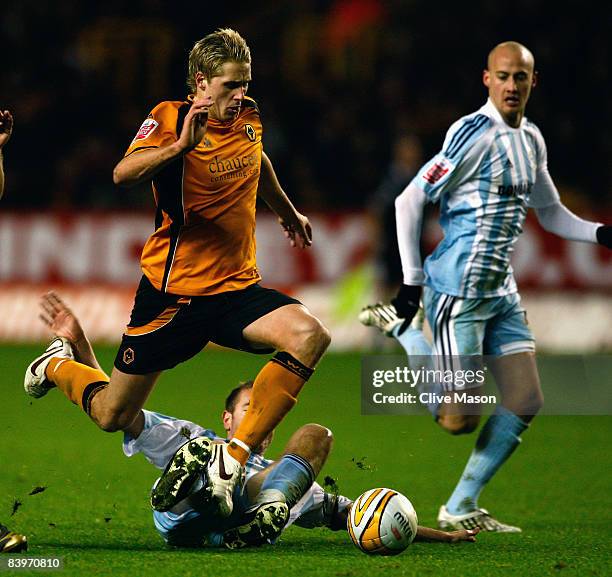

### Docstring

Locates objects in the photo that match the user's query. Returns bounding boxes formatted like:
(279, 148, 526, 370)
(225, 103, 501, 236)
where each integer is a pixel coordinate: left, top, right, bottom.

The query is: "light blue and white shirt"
(412, 99, 559, 298)
(122, 410, 270, 478)
(123, 410, 351, 540)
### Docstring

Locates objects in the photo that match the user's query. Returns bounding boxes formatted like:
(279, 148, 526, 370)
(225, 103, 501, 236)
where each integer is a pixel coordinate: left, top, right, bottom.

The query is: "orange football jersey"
(124, 96, 263, 296)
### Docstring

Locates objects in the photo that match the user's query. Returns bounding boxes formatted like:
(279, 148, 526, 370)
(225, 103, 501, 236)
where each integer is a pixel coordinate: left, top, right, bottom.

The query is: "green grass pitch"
(1, 345, 610, 576)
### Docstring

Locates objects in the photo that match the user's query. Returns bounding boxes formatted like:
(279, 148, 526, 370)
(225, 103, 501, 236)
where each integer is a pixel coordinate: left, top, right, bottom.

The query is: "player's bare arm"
(258, 151, 312, 248)
(0, 109, 14, 199)
(39, 291, 102, 371)
(414, 526, 479, 543)
(113, 97, 212, 187)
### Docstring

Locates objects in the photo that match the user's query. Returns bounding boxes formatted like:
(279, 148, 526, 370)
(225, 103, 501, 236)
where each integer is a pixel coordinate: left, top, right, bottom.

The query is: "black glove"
(391, 284, 422, 335)
(596, 225, 612, 249)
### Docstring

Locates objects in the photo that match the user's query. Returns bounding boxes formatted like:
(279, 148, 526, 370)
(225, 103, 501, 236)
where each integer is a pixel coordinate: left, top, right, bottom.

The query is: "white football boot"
(207, 443, 244, 517)
(358, 303, 403, 335)
(438, 505, 521, 533)
(359, 302, 424, 336)
(223, 500, 289, 549)
(24, 337, 74, 398)
(150, 436, 213, 512)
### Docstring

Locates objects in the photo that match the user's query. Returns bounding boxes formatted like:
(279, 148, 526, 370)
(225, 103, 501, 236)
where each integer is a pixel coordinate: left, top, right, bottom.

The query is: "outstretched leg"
(359, 303, 443, 416)
(37, 292, 149, 434)
(208, 304, 330, 518)
(247, 423, 333, 504)
(228, 304, 331, 463)
(223, 423, 334, 549)
(29, 291, 158, 432)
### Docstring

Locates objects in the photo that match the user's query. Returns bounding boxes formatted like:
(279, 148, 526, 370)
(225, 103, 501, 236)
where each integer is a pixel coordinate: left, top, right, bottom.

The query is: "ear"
(195, 71, 207, 91)
(222, 410, 232, 434)
(482, 68, 491, 88)
(531, 70, 538, 88)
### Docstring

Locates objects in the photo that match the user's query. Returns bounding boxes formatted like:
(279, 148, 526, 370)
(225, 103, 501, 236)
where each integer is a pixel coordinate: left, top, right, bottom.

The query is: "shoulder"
(523, 117, 547, 157)
(523, 117, 545, 143)
(150, 100, 186, 114)
(240, 96, 261, 122)
(447, 110, 492, 134)
(149, 100, 193, 136)
(149, 100, 189, 123)
(242, 96, 260, 113)
(442, 111, 493, 160)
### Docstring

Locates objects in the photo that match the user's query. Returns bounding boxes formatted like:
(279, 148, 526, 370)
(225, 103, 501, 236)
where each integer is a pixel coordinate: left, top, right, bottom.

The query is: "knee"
(96, 407, 138, 433)
(297, 423, 334, 452)
(517, 388, 544, 417)
(306, 423, 333, 443)
(505, 387, 544, 418)
(306, 319, 331, 353)
(438, 414, 481, 435)
(289, 424, 333, 471)
(290, 317, 331, 358)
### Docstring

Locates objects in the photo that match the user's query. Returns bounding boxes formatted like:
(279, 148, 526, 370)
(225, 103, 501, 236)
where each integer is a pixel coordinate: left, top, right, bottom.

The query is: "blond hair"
(187, 28, 251, 92)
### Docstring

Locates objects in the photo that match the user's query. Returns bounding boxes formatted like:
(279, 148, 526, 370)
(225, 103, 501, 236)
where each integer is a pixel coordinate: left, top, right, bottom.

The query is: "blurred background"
(0, 0, 610, 351)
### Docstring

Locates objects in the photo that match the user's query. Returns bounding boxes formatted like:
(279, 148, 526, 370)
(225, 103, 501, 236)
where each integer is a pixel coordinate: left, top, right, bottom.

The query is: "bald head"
(483, 41, 537, 127)
(487, 41, 534, 72)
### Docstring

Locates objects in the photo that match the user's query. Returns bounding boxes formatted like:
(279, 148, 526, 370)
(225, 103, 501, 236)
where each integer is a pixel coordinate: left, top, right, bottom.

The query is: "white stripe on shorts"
(498, 340, 535, 356)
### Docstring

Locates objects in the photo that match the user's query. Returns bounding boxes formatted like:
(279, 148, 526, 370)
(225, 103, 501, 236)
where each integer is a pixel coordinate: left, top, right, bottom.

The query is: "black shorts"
(114, 276, 301, 374)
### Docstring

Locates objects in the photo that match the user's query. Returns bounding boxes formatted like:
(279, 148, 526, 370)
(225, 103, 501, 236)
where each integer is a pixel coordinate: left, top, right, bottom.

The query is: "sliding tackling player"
(39, 292, 478, 548)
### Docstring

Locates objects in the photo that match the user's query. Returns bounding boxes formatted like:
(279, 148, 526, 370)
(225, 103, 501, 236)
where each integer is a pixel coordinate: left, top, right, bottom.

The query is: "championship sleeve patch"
(132, 118, 159, 142)
(422, 158, 454, 185)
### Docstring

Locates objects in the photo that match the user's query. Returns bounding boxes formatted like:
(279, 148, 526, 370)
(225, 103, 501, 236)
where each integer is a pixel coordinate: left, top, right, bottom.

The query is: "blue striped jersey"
(122, 409, 271, 479)
(412, 99, 560, 298)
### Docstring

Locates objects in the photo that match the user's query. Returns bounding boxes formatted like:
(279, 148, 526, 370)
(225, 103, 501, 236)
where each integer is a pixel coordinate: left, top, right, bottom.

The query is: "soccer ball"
(347, 488, 418, 555)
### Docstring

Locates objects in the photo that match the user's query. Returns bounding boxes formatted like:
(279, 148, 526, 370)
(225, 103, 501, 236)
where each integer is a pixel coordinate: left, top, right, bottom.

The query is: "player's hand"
(39, 291, 85, 344)
(596, 225, 612, 249)
(446, 528, 479, 542)
(0, 110, 13, 149)
(391, 284, 422, 335)
(279, 212, 312, 249)
(177, 97, 212, 152)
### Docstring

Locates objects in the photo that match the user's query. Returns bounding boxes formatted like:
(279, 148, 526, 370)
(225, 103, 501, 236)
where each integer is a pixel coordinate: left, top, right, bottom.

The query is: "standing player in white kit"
(360, 41, 612, 532)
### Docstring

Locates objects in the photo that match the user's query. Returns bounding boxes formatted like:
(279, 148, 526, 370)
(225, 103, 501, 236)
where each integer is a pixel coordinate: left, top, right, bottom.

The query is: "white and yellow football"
(347, 488, 418, 555)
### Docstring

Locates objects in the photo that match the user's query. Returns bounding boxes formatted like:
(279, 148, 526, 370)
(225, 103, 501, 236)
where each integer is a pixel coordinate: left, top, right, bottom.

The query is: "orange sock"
(228, 352, 314, 465)
(46, 358, 109, 414)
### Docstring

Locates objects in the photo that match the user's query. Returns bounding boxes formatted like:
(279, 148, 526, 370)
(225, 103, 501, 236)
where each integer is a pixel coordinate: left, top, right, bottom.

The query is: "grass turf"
(1, 346, 610, 576)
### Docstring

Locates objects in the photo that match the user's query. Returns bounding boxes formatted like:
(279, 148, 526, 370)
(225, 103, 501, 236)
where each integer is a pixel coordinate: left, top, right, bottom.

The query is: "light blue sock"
(392, 326, 442, 416)
(256, 453, 315, 509)
(393, 326, 432, 357)
(445, 405, 528, 515)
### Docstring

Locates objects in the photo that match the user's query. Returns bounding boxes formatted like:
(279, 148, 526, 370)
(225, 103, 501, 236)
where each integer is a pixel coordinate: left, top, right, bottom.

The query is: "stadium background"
(0, 2, 610, 576)
(0, 0, 610, 349)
